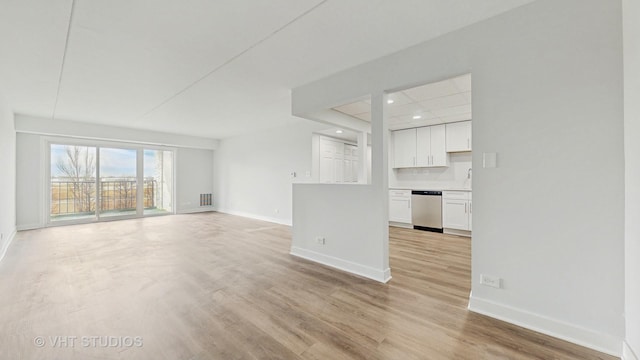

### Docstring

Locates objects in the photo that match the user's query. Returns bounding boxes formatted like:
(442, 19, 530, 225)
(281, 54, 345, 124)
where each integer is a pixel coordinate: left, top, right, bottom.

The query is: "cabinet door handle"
(470, 202, 472, 214)
(413, 156, 416, 166)
(408, 201, 411, 209)
(465, 203, 467, 213)
(467, 138, 470, 148)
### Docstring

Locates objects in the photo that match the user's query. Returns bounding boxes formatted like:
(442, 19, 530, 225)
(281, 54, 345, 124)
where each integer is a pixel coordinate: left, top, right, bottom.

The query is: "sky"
(51, 145, 169, 178)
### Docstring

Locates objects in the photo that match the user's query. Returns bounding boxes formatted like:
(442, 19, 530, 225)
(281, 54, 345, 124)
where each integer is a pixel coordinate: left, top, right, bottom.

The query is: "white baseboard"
(468, 295, 622, 357)
(382, 267, 392, 282)
(389, 221, 413, 229)
(443, 228, 471, 237)
(17, 223, 42, 231)
(290, 246, 391, 283)
(177, 207, 215, 214)
(0, 228, 17, 263)
(216, 209, 292, 226)
(624, 341, 639, 360)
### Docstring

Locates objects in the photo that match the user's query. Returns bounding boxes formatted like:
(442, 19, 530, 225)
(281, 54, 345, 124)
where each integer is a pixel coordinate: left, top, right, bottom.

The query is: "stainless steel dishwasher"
(411, 190, 443, 233)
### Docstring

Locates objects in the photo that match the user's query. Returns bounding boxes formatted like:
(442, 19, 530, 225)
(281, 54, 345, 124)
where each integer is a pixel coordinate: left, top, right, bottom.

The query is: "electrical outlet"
(480, 274, 502, 289)
(315, 237, 325, 245)
(274, 208, 279, 214)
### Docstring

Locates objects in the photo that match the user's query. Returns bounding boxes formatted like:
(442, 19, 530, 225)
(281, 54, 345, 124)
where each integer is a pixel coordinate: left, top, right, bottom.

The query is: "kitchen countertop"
(390, 187, 472, 192)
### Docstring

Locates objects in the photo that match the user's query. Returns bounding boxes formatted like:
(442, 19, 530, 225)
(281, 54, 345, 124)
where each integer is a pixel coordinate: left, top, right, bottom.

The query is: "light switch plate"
(483, 152, 497, 168)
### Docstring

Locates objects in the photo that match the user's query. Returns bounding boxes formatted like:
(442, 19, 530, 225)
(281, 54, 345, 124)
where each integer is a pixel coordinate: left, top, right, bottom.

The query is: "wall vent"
(200, 194, 212, 206)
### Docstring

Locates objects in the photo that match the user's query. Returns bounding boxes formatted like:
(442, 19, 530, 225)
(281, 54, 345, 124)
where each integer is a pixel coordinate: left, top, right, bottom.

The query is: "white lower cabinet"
(389, 189, 412, 224)
(468, 200, 472, 231)
(442, 191, 472, 231)
(443, 199, 469, 230)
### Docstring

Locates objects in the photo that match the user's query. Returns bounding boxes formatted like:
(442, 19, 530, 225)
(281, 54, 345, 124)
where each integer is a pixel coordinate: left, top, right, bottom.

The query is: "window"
(48, 142, 174, 224)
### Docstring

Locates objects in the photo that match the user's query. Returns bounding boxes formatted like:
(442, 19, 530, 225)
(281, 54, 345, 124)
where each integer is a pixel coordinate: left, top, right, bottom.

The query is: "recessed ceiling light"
(387, 99, 394, 104)
(336, 130, 343, 134)
(413, 115, 422, 120)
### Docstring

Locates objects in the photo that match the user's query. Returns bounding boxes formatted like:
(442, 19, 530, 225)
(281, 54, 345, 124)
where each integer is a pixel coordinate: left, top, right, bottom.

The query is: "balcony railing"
(51, 178, 158, 216)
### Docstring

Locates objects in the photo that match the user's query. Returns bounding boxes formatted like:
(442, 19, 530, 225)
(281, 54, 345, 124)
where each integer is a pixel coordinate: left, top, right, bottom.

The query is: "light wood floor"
(0, 213, 615, 359)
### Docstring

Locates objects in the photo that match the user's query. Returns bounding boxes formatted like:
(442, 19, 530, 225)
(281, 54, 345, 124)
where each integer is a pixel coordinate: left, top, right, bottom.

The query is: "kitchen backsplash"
(389, 152, 472, 190)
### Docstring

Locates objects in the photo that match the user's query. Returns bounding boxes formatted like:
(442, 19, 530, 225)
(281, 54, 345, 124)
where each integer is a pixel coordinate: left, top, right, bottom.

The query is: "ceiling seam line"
(52, 0, 77, 120)
(136, 0, 329, 120)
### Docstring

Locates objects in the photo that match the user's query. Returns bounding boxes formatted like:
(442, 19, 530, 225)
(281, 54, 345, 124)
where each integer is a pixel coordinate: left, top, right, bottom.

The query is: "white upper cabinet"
(415, 127, 430, 167)
(429, 124, 448, 166)
(392, 124, 448, 168)
(445, 121, 472, 152)
(392, 128, 417, 168)
(416, 125, 449, 167)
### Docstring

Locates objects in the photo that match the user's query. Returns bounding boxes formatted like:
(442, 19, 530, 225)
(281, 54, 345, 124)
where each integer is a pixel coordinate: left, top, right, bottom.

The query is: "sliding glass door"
(50, 144, 97, 222)
(99, 147, 138, 219)
(143, 150, 173, 215)
(49, 142, 174, 225)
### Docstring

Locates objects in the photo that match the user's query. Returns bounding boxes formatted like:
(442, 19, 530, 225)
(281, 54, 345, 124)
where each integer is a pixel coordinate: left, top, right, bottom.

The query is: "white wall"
(15, 120, 215, 229)
(213, 119, 327, 225)
(15, 115, 218, 150)
(291, 184, 390, 281)
(176, 147, 214, 214)
(390, 152, 471, 190)
(624, 0, 640, 358)
(0, 95, 16, 261)
(291, 89, 391, 281)
(292, 0, 624, 355)
(16, 133, 42, 229)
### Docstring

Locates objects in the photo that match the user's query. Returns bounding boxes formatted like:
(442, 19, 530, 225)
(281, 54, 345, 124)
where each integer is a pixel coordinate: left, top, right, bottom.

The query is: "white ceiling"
(333, 74, 472, 130)
(0, 0, 534, 139)
(315, 128, 359, 143)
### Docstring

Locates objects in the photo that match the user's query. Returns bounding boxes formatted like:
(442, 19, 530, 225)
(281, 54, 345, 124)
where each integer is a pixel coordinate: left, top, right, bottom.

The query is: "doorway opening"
(386, 73, 473, 291)
(330, 74, 473, 285)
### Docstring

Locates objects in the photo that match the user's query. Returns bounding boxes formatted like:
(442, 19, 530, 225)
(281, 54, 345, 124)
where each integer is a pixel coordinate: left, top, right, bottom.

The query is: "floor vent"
(200, 194, 212, 206)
